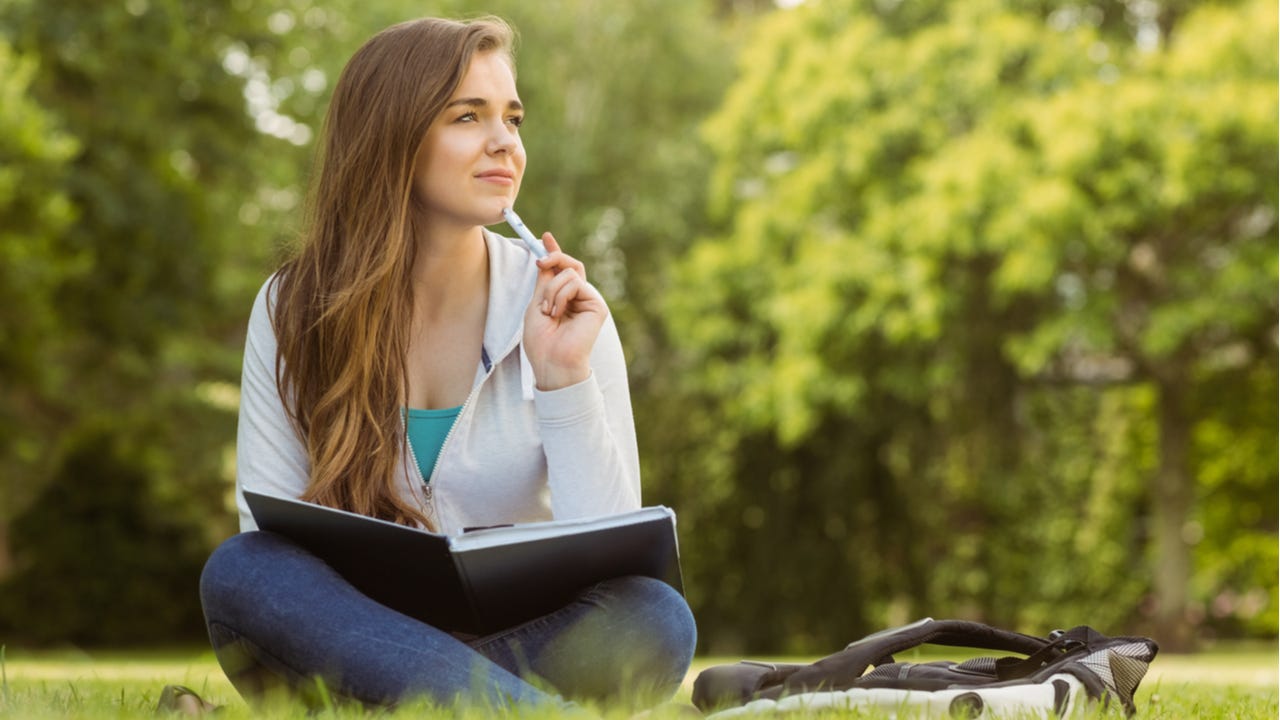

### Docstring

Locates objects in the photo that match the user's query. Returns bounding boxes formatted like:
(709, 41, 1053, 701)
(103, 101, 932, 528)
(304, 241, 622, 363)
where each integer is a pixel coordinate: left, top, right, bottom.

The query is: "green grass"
(0, 644, 1275, 718)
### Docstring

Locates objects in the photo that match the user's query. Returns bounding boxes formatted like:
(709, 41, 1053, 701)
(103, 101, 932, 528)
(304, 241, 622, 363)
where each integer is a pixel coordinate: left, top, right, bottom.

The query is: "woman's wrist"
(535, 363, 590, 391)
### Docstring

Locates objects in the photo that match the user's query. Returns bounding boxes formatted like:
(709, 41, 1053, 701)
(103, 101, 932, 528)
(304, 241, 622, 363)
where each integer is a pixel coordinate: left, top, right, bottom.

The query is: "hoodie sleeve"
(233, 277, 310, 531)
(532, 312, 642, 518)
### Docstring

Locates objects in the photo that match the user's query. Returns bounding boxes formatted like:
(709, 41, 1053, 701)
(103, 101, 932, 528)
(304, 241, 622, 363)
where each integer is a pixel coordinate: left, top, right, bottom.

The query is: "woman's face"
(413, 51, 526, 233)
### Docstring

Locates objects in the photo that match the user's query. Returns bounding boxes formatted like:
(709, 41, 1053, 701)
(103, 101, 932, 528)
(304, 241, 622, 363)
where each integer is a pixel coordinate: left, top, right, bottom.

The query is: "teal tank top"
(405, 406, 462, 482)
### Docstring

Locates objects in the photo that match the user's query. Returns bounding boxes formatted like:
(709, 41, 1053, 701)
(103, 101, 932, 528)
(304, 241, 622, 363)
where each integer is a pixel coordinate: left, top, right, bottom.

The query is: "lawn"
(1, 643, 1275, 718)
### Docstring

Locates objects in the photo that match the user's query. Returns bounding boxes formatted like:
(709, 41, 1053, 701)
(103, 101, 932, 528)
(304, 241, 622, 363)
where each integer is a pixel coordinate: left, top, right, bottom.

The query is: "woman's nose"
(487, 122, 519, 155)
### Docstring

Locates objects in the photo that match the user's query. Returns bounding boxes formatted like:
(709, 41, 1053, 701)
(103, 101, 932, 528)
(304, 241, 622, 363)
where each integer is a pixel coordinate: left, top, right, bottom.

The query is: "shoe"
(156, 685, 219, 716)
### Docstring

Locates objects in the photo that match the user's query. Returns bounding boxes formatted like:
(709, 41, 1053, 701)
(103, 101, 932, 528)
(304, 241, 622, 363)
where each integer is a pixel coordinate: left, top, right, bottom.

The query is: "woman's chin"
(483, 201, 514, 226)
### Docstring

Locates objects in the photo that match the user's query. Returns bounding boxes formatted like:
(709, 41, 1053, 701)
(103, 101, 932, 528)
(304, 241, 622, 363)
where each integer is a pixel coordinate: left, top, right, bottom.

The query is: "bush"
(0, 427, 210, 646)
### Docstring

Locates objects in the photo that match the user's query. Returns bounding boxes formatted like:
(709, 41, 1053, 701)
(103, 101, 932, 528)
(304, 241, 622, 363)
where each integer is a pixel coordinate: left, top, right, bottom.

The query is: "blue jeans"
(199, 531, 696, 711)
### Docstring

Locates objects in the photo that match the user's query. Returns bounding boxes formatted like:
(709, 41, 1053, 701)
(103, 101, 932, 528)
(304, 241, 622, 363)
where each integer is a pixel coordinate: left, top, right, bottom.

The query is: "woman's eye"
(456, 112, 478, 123)
(508, 115, 524, 128)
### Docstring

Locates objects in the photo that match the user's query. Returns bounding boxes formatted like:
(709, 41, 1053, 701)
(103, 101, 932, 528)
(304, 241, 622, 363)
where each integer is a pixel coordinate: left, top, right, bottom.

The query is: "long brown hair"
(272, 17, 515, 526)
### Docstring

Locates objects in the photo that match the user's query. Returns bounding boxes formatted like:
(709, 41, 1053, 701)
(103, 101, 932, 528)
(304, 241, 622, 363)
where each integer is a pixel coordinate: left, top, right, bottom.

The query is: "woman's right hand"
(521, 232, 608, 391)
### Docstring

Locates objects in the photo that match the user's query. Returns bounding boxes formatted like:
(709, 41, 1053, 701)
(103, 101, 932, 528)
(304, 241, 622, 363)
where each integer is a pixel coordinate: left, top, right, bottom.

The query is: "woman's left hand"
(522, 232, 608, 391)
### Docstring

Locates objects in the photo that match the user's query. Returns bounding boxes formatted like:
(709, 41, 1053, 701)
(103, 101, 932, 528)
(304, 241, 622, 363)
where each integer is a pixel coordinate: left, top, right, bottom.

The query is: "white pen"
(502, 207, 549, 259)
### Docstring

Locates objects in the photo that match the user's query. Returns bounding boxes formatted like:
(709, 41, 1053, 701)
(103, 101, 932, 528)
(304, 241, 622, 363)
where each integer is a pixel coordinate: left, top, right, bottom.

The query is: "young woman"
(198, 16, 696, 713)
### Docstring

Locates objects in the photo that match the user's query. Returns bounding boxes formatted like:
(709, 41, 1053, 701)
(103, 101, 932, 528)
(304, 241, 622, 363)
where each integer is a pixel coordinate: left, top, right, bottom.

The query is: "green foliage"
(0, 0, 302, 639)
(0, 0, 1273, 655)
(667, 0, 1276, 651)
(0, 39, 80, 534)
(0, 427, 208, 645)
(1191, 363, 1279, 637)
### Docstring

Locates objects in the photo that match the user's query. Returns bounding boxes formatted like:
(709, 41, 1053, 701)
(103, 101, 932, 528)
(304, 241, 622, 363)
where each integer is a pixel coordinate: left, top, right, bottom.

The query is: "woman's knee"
(200, 532, 324, 701)
(611, 576, 695, 647)
(199, 531, 298, 616)
(597, 575, 697, 677)
(530, 576, 695, 704)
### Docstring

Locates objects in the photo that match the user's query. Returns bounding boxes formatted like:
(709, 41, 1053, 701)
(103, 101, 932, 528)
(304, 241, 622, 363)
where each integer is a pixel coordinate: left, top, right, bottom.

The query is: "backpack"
(692, 618, 1158, 718)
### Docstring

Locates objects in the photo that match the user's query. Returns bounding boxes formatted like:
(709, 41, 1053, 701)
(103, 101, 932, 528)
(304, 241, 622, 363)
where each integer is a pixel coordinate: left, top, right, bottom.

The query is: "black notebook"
(242, 490, 684, 636)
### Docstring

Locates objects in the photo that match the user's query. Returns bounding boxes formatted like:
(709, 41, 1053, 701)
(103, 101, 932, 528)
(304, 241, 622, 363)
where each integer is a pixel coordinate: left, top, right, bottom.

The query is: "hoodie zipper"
(401, 411, 436, 524)
(411, 338, 521, 532)
(409, 230, 538, 531)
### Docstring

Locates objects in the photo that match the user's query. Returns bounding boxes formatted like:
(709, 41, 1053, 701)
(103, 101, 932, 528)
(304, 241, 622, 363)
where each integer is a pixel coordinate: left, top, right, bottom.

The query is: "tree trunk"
(1152, 378, 1195, 651)
(0, 517, 11, 581)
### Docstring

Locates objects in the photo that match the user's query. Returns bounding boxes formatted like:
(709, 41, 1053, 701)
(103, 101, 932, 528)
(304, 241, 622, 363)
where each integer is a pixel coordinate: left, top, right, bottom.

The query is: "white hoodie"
(234, 229, 641, 535)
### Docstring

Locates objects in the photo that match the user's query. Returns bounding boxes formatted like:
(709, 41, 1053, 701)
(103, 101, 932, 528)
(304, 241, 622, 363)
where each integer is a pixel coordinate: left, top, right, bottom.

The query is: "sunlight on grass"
(1, 644, 1275, 718)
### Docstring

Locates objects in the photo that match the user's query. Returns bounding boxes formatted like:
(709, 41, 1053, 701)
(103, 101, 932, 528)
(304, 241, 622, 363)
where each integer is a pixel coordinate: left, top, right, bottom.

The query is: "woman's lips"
(475, 169, 515, 185)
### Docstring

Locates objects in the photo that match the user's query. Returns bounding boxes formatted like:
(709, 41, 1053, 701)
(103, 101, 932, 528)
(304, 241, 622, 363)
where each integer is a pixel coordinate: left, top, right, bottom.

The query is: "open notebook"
(243, 490, 683, 636)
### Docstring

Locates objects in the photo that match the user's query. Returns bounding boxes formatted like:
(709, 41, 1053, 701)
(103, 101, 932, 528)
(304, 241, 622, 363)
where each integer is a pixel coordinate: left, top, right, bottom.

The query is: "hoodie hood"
(481, 228, 540, 399)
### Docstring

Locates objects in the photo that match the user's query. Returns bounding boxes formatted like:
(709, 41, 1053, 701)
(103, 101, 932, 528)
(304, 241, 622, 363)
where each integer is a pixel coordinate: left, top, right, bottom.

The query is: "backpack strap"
(766, 618, 1050, 698)
(693, 618, 1056, 711)
(691, 660, 808, 710)
(990, 625, 1105, 679)
(693, 620, 1159, 716)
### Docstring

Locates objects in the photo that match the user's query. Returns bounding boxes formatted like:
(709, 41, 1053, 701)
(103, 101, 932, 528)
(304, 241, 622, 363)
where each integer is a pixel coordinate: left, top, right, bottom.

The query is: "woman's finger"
(544, 268, 604, 319)
(535, 233, 587, 282)
(539, 267, 581, 316)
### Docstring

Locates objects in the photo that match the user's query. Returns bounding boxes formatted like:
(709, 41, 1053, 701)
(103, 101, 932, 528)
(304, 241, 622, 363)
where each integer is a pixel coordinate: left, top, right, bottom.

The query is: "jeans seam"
(209, 620, 363, 706)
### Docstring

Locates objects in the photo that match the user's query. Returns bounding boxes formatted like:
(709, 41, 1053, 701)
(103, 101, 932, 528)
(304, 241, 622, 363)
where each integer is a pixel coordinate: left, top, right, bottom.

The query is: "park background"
(0, 0, 1274, 669)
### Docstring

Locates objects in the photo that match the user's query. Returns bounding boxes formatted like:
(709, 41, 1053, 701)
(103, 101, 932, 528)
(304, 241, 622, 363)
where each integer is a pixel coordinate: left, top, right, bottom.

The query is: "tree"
(666, 0, 1275, 651)
(0, 38, 79, 577)
(912, 0, 1278, 649)
(0, 427, 210, 645)
(0, 0, 308, 638)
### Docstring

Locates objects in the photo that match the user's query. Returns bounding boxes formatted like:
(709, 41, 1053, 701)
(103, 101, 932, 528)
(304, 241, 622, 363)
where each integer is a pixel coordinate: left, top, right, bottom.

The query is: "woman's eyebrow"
(444, 97, 524, 111)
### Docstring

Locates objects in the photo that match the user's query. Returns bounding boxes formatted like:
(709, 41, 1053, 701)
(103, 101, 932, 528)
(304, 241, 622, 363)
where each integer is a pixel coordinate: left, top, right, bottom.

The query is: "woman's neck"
(404, 221, 491, 410)
(410, 224, 490, 322)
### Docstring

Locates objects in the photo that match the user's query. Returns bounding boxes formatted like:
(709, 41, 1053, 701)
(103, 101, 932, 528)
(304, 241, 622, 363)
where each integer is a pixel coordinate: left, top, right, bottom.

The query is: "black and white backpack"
(692, 618, 1158, 718)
